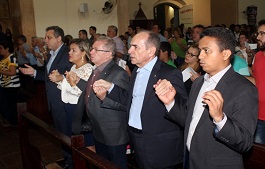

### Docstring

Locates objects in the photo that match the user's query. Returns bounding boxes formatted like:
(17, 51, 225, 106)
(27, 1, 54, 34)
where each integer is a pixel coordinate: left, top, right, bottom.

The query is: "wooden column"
(8, 0, 36, 42)
(117, 0, 129, 35)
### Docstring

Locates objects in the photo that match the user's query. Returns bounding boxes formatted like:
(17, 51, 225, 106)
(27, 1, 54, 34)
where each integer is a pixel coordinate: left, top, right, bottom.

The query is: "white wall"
(128, 0, 211, 26)
(32, 0, 265, 38)
(33, 0, 118, 38)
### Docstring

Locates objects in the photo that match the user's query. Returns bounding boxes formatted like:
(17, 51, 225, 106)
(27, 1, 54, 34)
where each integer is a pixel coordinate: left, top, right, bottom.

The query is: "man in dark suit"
(19, 26, 73, 167)
(71, 36, 129, 169)
(154, 27, 258, 169)
(93, 30, 188, 169)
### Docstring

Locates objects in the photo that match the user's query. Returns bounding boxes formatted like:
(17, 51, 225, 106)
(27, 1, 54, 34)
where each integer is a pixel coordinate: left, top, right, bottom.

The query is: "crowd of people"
(0, 19, 264, 169)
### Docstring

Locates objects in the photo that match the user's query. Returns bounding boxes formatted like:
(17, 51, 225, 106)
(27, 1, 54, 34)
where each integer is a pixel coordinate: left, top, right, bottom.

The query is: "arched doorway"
(153, 0, 186, 30)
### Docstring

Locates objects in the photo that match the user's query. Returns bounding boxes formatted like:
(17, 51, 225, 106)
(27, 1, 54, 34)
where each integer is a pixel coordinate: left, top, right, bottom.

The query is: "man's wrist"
(165, 100, 175, 112)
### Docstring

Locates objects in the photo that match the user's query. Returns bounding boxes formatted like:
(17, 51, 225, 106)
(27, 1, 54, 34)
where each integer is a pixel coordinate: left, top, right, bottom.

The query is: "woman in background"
(164, 28, 173, 41)
(170, 28, 188, 67)
(179, 44, 203, 94)
(0, 41, 20, 126)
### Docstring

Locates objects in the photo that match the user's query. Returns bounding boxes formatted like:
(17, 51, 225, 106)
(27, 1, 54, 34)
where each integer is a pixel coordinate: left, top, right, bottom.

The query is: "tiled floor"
(0, 124, 64, 169)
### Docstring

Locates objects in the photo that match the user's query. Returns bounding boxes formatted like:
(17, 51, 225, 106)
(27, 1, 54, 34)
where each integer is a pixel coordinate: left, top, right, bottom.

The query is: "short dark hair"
(239, 31, 249, 39)
(143, 30, 160, 56)
(193, 24, 205, 30)
(160, 41, 171, 57)
(79, 29, 88, 36)
(128, 25, 136, 31)
(0, 41, 14, 53)
(153, 23, 162, 30)
(17, 35, 27, 43)
(90, 26, 97, 32)
(200, 27, 236, 59)
(46, 26, 64, 41)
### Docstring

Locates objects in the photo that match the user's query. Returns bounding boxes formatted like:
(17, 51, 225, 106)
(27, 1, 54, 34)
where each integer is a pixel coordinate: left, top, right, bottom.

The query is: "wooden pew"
(18, 101, 265, 169)
(18, 102, 120, 169)
(244, 143, 265, 169)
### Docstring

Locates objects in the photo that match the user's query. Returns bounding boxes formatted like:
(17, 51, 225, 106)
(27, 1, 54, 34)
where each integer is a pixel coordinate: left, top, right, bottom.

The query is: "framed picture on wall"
(0, 0, 10, 18)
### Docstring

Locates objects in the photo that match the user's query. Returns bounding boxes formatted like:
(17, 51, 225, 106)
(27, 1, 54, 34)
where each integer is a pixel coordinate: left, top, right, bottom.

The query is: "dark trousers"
(129, 130, 176, 169)
(184, 147, 190, 169)
(0, 87, 19, 126)
(95, 140, 127, 169)
(64, 103, 76, 137)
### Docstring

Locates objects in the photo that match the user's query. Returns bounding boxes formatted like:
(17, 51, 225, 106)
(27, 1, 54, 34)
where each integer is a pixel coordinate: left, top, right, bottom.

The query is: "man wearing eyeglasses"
(71, 36, 129, 169)
(93, 31, 188, 169)
(253, 19, 265, 145)
(19, 26, 73, 168)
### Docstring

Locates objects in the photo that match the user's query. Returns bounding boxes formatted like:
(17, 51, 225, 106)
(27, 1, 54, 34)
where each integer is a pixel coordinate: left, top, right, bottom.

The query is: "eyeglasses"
(186, 51, 198, 57)
(90, 47, 110, 53)
(255, 31, 265, 37)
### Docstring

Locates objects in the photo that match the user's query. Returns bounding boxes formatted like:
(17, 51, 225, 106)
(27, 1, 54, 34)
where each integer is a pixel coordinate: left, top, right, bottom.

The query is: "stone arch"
(153, 0, 186, 29)
(153, 0, 186, 8)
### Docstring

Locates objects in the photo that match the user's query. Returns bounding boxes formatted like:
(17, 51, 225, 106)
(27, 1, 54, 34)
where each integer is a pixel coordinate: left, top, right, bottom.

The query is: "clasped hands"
(93, 79, 224, 122)
(48, 70, 80, 87)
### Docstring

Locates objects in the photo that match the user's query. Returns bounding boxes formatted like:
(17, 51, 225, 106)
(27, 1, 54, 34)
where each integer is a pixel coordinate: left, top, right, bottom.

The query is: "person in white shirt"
(107, 25, 125, 58)
(154, 27, 258, 169)
(48, 39, 94, 150)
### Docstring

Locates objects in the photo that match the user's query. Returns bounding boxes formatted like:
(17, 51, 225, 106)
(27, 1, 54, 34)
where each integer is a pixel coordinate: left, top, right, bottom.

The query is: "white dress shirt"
(186, 65, 231, 150)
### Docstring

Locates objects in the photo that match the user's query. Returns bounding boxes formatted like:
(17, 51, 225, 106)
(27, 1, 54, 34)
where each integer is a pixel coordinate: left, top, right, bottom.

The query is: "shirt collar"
(204, 64, 231, 83)
(112, 36, 118, 40)
(137, 57, 157, 73)
(50, 44, 63, 56)
(93, 59, 112, 72)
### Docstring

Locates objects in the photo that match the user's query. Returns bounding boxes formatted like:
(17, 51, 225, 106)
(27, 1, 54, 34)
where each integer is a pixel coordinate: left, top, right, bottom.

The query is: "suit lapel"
(141, 59, 161, 116)
(192, 67, 234, 132)
(185, 76, 204, 135)
(98, 60, 115, 79)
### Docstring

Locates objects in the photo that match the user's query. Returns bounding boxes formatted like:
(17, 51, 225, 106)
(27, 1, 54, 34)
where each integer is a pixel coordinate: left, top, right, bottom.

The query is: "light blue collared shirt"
(158, 34, 168, 42)
(46, 44, 63, 73)
(128, 57, 158, 129)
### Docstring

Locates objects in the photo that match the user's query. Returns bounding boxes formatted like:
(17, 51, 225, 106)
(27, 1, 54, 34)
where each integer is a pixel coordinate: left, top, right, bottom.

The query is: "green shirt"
(166, 59, 177, 68)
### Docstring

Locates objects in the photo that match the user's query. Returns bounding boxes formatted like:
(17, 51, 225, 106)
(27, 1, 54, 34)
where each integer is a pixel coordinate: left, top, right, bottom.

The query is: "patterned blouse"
(0, 54, 20, 88)
(57, 63, 93, 104)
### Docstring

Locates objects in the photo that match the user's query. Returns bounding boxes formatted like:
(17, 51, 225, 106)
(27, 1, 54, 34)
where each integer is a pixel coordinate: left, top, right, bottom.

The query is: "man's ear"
(148, 46, 156, 56)
(222, 49, 232, 61)
(57, 36, 62, 42)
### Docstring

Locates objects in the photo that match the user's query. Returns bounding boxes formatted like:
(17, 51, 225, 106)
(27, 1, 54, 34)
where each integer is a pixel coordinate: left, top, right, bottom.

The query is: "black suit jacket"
(108, 59, 188, 168)
(72, 60, 130, 146)
(35, 44, 72, 133)
(167, 67, 258, 169)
